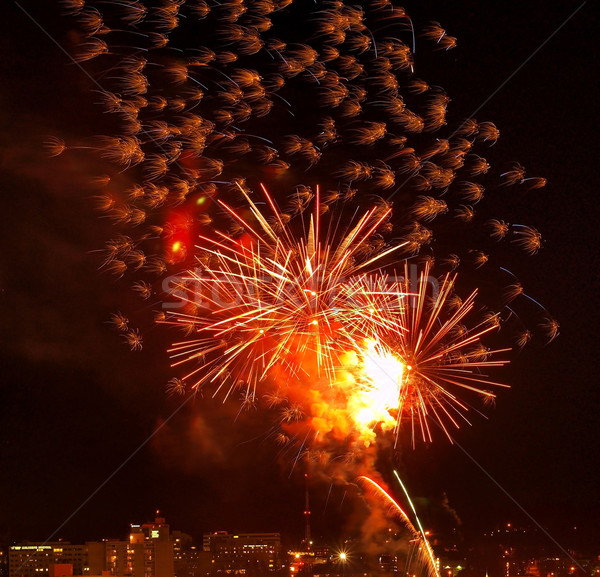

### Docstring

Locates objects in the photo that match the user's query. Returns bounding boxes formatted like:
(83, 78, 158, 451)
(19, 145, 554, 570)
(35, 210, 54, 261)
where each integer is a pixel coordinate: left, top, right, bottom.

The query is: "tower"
(302, 473, 311, 552)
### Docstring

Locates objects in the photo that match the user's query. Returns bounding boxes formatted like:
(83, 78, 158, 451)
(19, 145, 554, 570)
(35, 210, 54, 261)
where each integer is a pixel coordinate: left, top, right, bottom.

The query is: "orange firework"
(161, 184, 510, 454)
(51, 0, 557, 453)
(349, 262, 511, 444)
(358, 476, 413, 526)
(165, 184, 408, 399)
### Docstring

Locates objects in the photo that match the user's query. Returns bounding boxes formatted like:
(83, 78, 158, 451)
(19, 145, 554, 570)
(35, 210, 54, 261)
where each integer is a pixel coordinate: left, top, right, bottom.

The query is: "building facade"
(9, 543, 90, 577)
(203, 532, 281, 574)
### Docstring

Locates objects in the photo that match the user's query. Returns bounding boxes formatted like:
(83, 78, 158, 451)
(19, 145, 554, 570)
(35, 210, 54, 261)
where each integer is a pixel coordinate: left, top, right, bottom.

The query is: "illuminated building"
(87, 541, 126, 577)
(8, 543, 89, 577)
(377, 554, 398, 574)
(94, 514, 175, 577)
(127, 514, 174, 577)
(202, 532, 281, 574)
(173, 546, 211, 577)
(172, 531, 211, 577)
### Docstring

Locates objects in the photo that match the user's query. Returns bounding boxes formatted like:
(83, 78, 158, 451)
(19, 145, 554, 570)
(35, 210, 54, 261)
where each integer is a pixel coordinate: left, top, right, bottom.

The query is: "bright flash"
(350, 340, 405, 432)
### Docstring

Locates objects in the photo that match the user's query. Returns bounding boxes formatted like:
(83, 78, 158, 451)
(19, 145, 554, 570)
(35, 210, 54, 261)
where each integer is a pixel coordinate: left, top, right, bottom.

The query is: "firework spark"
(394, 471, 438, 577)
(56, 0, 548, 329)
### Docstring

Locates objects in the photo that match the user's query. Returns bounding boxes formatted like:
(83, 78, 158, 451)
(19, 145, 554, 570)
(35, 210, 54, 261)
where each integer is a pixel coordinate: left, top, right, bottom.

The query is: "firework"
(394, 470, 438, 575)
(358, 475, 439, 577)
(47, 1, 561, 561)
(164, 183, 407, 399)
(158, 181, 509, 448)
(53, 0, 557, 446)
(353, 261, 511, 444)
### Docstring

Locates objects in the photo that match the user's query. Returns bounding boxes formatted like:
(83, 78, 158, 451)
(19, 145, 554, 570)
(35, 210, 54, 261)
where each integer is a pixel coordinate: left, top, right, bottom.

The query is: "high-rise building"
(97, 540, 130, 577)
(203, 532, 281, 574)
(127, 515, 174, 577)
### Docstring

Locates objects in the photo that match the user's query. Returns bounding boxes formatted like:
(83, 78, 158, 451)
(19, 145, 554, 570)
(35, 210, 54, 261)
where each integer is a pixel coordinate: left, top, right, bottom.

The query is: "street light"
(338, 551, 347, 577)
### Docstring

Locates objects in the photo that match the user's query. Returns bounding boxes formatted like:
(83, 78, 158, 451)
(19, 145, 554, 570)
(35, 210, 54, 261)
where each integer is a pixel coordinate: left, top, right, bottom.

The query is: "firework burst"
(158, 179, 510, 448)
(51, 1, 559, 524)
(352, 261, 511, 444)
(164, 183, 408, 399)
(40, 6, 567, 562)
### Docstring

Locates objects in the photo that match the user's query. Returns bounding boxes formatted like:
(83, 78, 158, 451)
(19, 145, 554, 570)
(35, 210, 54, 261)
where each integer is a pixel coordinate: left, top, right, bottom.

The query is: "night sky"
(1, 0, 598, 555)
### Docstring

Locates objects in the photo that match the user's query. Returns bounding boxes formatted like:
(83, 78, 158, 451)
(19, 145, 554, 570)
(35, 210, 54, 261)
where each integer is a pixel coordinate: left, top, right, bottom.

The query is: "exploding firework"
(164, 183, 407, 398)
(354, 261, 511, 444)
(159, 182, 511, 449)
(51, 0, 558, 464)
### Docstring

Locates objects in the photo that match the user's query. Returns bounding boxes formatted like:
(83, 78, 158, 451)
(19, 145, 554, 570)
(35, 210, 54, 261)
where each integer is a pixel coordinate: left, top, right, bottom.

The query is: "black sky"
(1, 0, 599, 553)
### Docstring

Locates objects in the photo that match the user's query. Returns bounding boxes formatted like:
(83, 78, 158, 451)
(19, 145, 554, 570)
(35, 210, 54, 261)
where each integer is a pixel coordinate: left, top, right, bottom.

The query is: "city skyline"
(3, 516, 597, 577)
